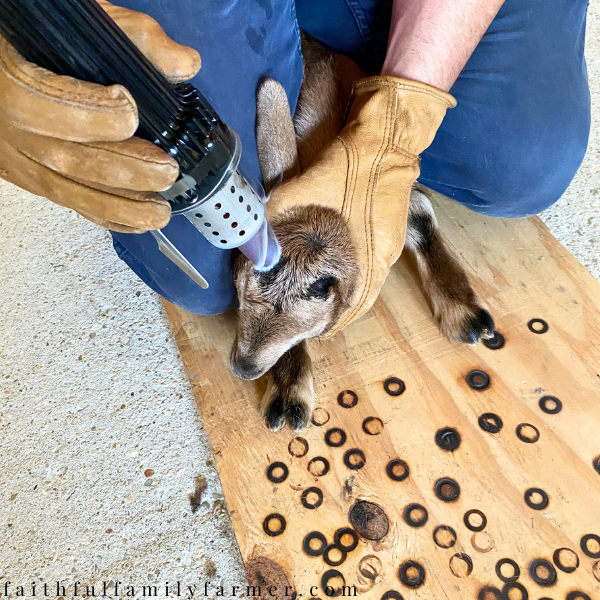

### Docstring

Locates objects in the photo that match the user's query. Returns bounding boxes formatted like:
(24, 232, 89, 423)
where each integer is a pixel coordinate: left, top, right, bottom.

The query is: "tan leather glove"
(268, 76, 456, 335)
(0, 0, 200, 233)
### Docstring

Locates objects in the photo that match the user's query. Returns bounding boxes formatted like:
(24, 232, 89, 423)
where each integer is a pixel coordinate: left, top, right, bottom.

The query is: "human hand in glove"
(0, 0, 200, 233)
(266, 0, 507, 333)
(267, 76, 456, 334)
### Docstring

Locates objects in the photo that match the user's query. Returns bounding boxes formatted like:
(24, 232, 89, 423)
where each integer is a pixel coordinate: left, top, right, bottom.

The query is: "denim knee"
(421, 104, 591, 219)
(481, 116, 589, 218)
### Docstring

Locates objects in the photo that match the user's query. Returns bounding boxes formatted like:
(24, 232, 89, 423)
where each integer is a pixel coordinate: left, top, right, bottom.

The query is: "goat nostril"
(238, 356, 255, 371)
(232, 354, 260, 379)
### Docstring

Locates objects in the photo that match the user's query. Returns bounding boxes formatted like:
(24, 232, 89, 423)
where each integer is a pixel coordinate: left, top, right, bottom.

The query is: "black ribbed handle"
(0, 0, 236, 211)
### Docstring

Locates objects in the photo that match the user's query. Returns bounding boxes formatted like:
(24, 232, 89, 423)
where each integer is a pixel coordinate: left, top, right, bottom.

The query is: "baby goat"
(230, 35, 494, 431)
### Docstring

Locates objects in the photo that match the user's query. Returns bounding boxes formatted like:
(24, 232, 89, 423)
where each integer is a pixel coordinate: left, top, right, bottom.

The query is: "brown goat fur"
(230, 205, 356, 377)
(231, 33, 494, 431)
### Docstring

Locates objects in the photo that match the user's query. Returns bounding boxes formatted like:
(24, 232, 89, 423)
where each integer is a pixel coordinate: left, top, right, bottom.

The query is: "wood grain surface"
(164, 194, 600, 600)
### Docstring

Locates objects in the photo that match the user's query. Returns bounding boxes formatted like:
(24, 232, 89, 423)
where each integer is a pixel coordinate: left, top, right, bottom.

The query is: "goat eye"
(308, 276, 336, 299)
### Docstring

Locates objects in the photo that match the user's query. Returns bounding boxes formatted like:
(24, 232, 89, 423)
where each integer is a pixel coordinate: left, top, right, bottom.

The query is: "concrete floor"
(2, 3, 600, 594)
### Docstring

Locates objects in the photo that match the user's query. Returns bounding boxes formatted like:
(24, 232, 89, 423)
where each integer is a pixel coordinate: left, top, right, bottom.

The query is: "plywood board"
(164, 195, 600, 600)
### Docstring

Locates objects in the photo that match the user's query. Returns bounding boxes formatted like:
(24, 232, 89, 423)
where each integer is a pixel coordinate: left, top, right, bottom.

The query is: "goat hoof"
(263, 395, 287, 432)
(437, 303, 495, 345)
(286, 400, 311, 432)
(261, 381, 314, 433)
(259, 343, 315, 433)
(457, 306, 495, 345)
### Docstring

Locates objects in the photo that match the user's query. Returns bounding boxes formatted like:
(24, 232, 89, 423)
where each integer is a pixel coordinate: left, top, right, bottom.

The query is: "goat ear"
(256, 78, 300, 194)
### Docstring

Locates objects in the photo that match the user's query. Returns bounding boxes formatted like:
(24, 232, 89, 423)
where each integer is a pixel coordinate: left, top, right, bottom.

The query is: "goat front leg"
(261, 341, 315, 432)
(405, 187, 495, 344)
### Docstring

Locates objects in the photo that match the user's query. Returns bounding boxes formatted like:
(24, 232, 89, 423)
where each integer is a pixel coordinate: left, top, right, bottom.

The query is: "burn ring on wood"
(552, 547, 579, 573)
(262, 513, 286, 537)
(483, 331, 505, 350)
(539, 395, 563, 414)
(344, 448, 366, 470)
(337, 390, 358, 408)
(320, 569, 346, 597)
(311, 408, 330, 427)
(362, 416, 384, 435)
(334, 527, 359, 552)
(386, 459, 410, 482)
(433, 525, 457, 549)
(381, 593, 404, 600)
(398, 560, 425, 588)
(403, 503, 429, 528)
(435, 427, 461, 451)
(323, 544, 347, 567)
(524, 488, 549, 510)
(500, 582, 528, 600)
(303, 531, 327, 556)
(478, 413, 503, 434)
(566, 593, 592, 600)
(301, 487, 324, 510)
(528, 559, 556, 586)
(516, 423, 540, 443)
(450, 553, 474, 578)
(478, 586, 502, 600)
(266, 461, 289, 483)
(384, 377, 405, 396)
(288, 436, 309, 457)
(464, 509, 488, 532)
(435, 477, 461, 502)
(325, 427, 347, 447)
(580, 534, 600, 558)
(466, 370, 491, 390)
(528, 318, 549, 334)
(308, 456, 330, 477)
(495, 558, 520, 583)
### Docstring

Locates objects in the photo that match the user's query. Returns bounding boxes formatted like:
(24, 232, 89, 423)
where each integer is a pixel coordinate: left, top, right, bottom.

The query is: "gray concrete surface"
(1, 2, 600, 595)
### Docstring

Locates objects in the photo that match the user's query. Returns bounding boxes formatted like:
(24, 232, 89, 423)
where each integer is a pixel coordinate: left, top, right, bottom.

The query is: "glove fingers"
(99, 1, 201, 83)
(1, 146, 171, 230)
(74, 207, 148, 234)
(54, 173, 172, 229)
(15, 130, 179, 192)
(0, 36, 138, 143)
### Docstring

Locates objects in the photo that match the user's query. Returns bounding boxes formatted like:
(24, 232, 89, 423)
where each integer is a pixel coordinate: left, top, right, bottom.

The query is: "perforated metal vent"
(184, 170, 265, 249)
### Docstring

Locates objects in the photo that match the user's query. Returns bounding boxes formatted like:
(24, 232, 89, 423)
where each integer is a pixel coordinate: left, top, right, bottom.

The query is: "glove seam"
(0, 39, 135, 114)
(78, 141, 177, 168)
(18, 147, 170, 211)
(363, 82, 395, 313)
(332, 135, 360, 334)
(354, 76, 456, 108)
(333, 77, 394, 332)
(336, 135, 358, 221)
(387, 90, 404, 263)
(391, 146, 419, 163)
(336, 136, 351, 218)
(75, 206, 147, 234)
(18, 144, 174, 192)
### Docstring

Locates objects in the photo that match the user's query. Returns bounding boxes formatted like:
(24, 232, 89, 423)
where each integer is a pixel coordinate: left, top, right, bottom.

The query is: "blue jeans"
(111, 0, 590, 315)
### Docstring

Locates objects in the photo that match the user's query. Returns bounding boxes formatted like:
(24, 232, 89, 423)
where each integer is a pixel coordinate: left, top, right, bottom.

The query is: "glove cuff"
(347, 75, 457, 158)
(354, 75, 457, 108)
